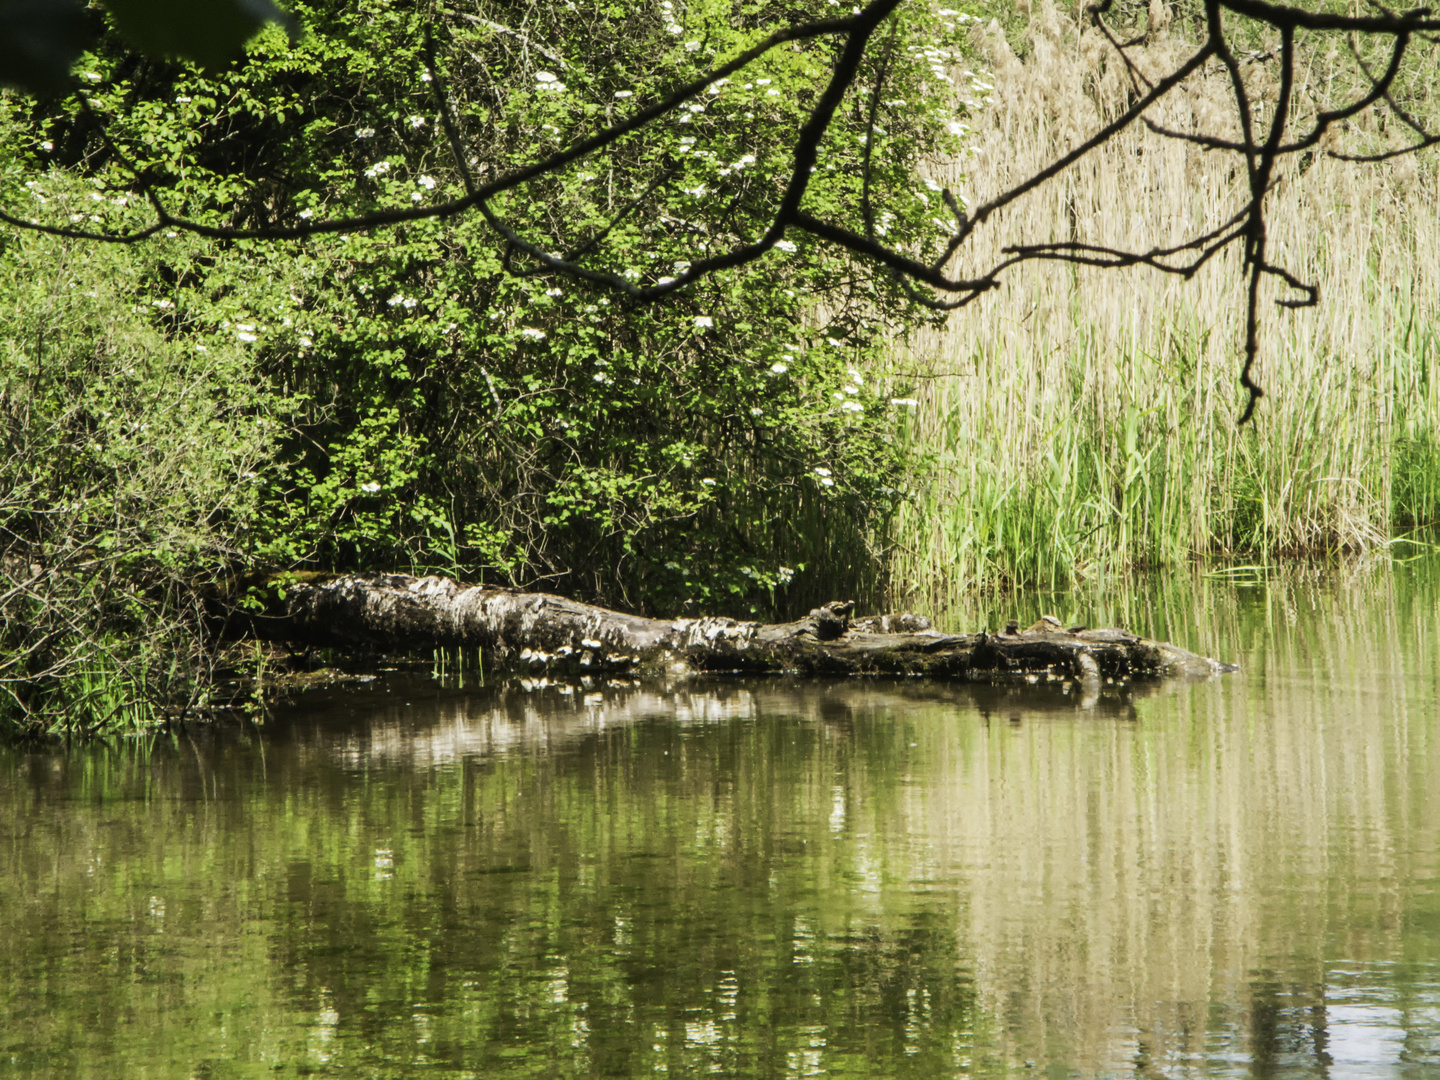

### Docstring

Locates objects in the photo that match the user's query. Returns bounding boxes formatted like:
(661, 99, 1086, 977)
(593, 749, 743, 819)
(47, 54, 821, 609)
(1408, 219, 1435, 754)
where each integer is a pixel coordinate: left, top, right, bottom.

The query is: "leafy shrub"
(0, 193, 279, 733)
(1, 0, 979, 729)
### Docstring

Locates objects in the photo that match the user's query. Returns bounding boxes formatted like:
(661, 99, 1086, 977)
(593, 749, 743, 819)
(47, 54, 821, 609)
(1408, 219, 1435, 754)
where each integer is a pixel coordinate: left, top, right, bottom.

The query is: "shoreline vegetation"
(3, 0, 1438, 735)
(891, 0, 1440, 614)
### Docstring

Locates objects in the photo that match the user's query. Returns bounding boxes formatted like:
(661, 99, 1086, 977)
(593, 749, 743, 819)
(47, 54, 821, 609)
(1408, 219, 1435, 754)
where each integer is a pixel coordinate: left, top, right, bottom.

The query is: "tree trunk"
(245, 573, 1238, 685)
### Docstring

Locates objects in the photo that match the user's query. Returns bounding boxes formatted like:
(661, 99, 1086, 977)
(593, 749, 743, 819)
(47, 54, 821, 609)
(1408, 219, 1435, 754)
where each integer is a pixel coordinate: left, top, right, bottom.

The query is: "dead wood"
(244, 573, 1238, 685)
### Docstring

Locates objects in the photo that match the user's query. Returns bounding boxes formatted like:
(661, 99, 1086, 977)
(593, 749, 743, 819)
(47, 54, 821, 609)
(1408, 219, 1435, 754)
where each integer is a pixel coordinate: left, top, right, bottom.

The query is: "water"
(3, 558, 1440, 1078)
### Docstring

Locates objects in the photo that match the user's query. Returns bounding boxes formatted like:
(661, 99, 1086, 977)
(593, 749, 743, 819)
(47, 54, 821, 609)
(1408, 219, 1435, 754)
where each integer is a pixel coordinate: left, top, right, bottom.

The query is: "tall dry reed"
(887, 1, 1440, 612)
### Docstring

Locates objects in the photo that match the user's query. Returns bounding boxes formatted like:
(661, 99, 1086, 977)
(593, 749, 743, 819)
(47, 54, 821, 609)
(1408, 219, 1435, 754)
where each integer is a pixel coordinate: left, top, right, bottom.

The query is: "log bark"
(246, 573, 1239, 684)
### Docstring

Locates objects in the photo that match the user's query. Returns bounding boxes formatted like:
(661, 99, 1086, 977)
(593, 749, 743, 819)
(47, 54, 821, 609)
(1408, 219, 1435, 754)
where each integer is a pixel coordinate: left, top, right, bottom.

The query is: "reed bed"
(887, 1, 1440, 613)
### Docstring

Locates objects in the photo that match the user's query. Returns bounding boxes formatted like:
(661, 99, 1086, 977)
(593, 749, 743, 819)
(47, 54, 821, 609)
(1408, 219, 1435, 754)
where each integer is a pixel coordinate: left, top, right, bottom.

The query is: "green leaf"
(101, 0, 296, 71)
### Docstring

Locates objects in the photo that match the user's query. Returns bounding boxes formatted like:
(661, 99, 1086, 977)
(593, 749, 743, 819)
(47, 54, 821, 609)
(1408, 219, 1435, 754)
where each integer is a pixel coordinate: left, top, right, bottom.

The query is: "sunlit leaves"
(2, 0, 970, 614)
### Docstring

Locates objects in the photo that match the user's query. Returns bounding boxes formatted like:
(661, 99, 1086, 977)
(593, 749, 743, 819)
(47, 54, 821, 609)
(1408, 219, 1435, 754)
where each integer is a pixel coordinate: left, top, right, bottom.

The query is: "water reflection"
(2, 558, 1440, 1078)
(278, 675, 1181, 771)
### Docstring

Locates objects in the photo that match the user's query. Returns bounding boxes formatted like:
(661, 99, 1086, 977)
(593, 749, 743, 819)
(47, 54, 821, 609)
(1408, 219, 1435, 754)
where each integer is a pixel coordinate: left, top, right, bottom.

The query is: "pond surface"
(4, 558, 1440, 1078)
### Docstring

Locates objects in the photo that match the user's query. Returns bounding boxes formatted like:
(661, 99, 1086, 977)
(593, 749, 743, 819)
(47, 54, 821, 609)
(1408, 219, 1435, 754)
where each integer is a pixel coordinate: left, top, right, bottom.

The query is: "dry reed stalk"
(887, 1, 1440, 611)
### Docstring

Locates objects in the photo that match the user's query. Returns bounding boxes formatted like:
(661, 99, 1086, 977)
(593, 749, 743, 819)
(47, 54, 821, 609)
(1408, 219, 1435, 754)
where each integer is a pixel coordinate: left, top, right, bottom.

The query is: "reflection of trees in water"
(1, 682, 996, 1077)
(255, 690, 990, 1076)
(4, 556, 1440, 1078)
(271, 674, 1167, 769)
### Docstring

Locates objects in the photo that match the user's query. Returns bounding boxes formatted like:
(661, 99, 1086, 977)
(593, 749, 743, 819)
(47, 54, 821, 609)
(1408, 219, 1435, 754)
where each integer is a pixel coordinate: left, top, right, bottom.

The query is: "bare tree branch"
(6, 0, 1440, 421)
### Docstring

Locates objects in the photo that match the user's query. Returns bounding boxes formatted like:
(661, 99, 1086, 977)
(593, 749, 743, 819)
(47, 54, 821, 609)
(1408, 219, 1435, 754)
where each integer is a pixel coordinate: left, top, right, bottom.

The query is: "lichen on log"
(246, 573, 1238, 685)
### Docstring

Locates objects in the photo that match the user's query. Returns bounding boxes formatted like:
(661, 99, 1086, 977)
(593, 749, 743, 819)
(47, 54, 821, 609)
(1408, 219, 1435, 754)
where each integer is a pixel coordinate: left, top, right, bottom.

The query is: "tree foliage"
(6, 0, 1440, 733)
(1, 0, 976, 730)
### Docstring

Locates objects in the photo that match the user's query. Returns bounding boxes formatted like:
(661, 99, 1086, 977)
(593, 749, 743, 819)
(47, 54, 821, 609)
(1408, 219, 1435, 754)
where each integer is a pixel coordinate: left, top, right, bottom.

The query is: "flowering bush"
(3, 0, 981, 617)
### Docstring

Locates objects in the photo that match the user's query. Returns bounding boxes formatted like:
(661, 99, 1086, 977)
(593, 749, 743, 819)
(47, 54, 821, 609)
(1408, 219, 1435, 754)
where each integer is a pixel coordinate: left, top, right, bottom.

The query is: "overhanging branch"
(5, 0, 1439, 421)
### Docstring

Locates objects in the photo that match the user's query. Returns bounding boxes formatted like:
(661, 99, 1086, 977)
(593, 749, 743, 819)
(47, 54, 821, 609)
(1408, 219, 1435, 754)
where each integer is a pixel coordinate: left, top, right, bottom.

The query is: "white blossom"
(774, 239, 797, 253)
(694, 315, 713, 328)
(890, 397, 919, 407)
(615, 90, 634, 98)
(520, 327, 546, 340)
(770, 362, 788, 374)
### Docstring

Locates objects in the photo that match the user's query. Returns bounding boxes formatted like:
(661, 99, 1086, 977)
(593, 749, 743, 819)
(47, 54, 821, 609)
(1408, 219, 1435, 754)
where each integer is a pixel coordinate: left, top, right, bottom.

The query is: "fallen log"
(246, 573, 1239, 685)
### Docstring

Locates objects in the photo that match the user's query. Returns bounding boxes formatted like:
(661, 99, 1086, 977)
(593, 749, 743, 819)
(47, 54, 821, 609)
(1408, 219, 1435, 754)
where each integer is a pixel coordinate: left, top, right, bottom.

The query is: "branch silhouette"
(5, 0, 1439, 421)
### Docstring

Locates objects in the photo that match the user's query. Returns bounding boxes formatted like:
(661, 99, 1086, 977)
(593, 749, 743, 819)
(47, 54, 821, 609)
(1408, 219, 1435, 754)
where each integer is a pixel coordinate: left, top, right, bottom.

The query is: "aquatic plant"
(886, 2, 1440, 610)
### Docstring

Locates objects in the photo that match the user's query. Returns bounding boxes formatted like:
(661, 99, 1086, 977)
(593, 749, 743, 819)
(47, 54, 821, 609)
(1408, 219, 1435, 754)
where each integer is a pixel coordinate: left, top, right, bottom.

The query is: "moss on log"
(246, 573, 1238, 685)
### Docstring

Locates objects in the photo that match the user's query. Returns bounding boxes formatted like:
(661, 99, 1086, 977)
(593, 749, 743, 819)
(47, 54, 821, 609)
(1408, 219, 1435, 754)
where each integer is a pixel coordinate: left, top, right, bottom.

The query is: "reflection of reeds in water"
(889, 2, 1440, 609)
(5, 562, 1437, 1076)
(904, 557, 1440, 1074)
